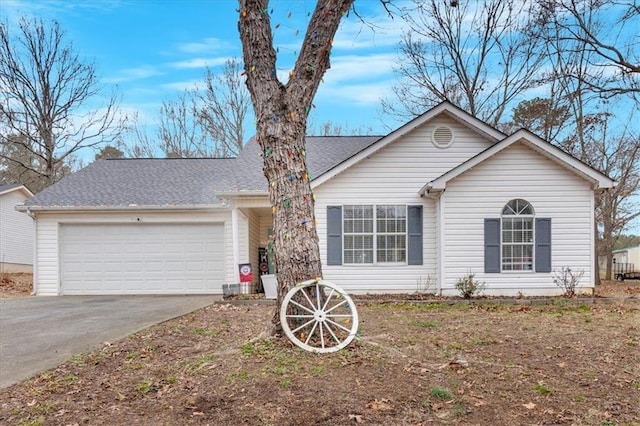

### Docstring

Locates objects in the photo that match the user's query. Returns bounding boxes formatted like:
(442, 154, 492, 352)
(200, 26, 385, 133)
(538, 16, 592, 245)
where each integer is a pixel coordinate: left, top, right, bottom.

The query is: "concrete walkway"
(0, 295, 218, 388)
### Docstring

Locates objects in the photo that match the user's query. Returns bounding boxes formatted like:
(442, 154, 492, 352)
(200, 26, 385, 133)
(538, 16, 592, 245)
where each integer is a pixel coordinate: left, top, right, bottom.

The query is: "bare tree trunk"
(238, 0, 353, 334)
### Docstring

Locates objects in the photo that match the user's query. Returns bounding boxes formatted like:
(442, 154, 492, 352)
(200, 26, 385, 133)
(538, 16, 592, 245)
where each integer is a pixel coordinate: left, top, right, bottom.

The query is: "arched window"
(501, 199, 534, 271)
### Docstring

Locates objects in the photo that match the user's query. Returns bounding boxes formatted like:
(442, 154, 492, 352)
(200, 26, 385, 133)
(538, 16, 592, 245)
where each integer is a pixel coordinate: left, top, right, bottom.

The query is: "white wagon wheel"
(280, 279, 359, 353)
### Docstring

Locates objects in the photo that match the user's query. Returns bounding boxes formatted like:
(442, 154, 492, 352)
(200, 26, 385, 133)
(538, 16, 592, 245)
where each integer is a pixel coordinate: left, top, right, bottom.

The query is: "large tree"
(127, 58, 251, 158)
(539, 0, 639, 99)
(536, 0, 640, 281)
(0, 17, 123, 190)
(197, 58, 252, 157)
(383, 0, 547, 126)
(238, 0, 353, 333)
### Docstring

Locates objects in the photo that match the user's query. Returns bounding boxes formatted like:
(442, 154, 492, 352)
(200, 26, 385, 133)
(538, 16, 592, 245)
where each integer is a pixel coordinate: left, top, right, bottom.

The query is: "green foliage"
(226, 370, 249, 383)
(534, 383, 552, 394)
(136, 379, 157, 394)
(614, 234, 640, 250)
(430, 386, 454, 400)
(454, 272, 485, 299)
(410, 319, 439, 328)
(279, 378, 292, 389)
(18, 418, 44, 426)
(240, 338, 277, 357)
(94, 145, 124, 161)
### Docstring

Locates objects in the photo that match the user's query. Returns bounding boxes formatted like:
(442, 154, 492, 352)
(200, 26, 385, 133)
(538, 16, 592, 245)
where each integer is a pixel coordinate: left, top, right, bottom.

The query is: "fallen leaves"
(365, 399, 393, 411)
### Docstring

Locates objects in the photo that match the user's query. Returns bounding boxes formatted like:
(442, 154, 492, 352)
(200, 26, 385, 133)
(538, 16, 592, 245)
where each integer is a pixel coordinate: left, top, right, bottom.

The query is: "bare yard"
(1, 285, 638, 425)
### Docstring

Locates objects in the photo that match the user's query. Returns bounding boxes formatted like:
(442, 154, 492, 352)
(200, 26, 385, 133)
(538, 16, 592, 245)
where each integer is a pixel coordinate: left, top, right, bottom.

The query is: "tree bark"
(238, 0, 353, 334)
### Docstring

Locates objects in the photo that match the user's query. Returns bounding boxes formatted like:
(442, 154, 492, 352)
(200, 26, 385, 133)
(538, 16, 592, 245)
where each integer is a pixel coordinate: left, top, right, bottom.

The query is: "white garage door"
(59, 223, 224, 295)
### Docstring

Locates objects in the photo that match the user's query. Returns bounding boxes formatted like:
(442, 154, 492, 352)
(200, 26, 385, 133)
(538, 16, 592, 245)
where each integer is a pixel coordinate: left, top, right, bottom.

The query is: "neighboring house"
(612, 245, 640, 270)
(1, 184, 35, 273)
(18, 102, 615, 296)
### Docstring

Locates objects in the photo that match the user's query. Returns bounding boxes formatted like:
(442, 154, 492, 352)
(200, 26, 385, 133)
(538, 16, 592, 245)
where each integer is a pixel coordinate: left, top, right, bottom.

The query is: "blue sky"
(1, 0, 408, 136)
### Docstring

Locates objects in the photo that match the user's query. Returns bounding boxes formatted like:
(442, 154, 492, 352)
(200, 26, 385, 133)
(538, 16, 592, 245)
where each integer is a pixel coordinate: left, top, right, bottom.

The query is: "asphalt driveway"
(0, 295, 219, 388)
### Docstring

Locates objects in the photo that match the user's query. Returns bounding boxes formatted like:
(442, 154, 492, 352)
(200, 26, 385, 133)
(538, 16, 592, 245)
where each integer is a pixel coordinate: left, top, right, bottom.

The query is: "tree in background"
(238, 0, 353, 333)
(505, 97, 570, 142)
(197, 58, 252, 157)
(536, 0, 640, 281)
(0, 17, 124, 191)
(127, 58, 251, 158)
(94, 145, 124, 161)
(540, 0, 639, 99)
(382, 0, 547, 127)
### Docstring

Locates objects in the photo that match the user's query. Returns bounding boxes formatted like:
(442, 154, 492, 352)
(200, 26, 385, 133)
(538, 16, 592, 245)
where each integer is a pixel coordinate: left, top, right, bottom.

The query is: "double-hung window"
(501, 199, 534, 271)
(343, 205, 406, 264)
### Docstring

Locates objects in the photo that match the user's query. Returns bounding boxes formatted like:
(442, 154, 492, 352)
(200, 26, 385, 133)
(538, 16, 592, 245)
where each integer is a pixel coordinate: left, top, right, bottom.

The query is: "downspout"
(437, 192, 445, 296)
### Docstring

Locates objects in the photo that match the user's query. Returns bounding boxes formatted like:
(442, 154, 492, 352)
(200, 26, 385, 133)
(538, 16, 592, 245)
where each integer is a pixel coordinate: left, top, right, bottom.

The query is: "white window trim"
(501, 200, 535, 273)
(343, 204, 408, 266)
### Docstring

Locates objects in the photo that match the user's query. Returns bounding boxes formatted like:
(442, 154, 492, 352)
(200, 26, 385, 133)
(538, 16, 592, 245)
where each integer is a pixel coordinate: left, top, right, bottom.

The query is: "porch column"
(232, 207, 240, 283)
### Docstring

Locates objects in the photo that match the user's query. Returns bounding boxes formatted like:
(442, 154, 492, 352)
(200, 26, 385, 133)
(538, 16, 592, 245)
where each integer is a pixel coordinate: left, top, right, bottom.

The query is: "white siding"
(315, 116, 494, 293)
(0, 190, 34, 268)
(442, 142, 594, 296)
(33, 210, 231, 295)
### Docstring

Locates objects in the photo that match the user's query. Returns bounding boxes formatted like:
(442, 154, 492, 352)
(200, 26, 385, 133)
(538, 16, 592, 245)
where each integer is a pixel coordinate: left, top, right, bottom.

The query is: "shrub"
(416, 275, 436, 294)
(455, 272, 485, 299)
(552, 266, 585, 297)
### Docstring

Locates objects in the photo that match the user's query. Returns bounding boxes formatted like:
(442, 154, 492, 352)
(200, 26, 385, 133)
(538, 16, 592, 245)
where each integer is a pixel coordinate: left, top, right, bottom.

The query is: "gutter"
(15, 204, 230, 213)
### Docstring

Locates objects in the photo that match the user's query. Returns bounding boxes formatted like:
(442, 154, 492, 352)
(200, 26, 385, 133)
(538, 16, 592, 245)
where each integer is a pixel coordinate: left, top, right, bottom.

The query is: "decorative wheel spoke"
(280, 279, 359, 353)
(289, 299, 315, 315)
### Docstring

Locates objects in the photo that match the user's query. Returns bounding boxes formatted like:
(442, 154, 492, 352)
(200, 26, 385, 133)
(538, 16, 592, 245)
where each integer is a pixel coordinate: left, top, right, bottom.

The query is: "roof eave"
(16, 204, 229, 213)
(0, 185, 34, 197)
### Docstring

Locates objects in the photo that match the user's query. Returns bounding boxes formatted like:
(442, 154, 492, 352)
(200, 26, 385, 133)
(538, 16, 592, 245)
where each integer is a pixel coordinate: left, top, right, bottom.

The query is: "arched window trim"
(502, 198, 535, 216)
(501, 199, 535, 272)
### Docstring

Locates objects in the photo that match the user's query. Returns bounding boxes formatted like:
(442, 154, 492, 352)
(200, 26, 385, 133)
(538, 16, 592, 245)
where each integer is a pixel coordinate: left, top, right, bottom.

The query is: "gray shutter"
(535, 218, 552, 272)
(327, 206, 342, 265)
(484, 218, 501, 273)
(407, 205, 423, 265)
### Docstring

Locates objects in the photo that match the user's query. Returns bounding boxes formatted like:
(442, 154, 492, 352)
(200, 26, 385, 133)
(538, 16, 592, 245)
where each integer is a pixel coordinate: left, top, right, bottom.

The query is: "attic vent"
(432, 126, 454, 148)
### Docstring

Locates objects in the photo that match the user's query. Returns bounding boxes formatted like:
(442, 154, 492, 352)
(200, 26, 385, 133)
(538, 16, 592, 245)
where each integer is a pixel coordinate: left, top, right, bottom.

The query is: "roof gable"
(420, 129, 616, 195)
(311, 101, 506, 187)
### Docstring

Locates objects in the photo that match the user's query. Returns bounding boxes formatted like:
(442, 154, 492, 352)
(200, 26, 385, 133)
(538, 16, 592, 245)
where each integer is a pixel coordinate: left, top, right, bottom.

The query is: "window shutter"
(535, 218, 552, 272)
(407, 205, 423, 265)
(484, 218, 501, 273)
(326, 206, 342, 265)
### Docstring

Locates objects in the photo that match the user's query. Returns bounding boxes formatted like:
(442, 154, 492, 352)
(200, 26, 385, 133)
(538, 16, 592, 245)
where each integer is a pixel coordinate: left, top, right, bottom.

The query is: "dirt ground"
(0, 273, 33, 298)
(1, 274, 639, 425)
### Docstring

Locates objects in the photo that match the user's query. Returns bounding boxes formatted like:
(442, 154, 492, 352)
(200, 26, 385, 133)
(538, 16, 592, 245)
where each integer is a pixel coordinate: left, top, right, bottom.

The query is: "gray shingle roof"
(24, 136, 381, 209)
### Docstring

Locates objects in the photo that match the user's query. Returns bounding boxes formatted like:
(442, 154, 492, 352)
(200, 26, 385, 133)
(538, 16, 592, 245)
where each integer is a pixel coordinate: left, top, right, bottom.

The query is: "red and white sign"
(238, 263, 253, 283)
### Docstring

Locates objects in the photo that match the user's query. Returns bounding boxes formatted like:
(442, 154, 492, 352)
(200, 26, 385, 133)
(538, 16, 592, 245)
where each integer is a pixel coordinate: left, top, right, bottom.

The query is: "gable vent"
(432, 126, 454, 148)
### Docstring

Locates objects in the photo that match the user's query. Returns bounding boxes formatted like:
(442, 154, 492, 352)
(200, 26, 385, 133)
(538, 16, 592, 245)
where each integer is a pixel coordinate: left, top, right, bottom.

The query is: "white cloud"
(168, 56, 230, 70)
(103, 65, 163, 83)
(160, 79, 201, 91)
(325, 53, 397, 83)
(316, 80, 394, 107)
(176, 37, 232, 54)
(1, 0, 123, 25)
(333, 15, 407, 50)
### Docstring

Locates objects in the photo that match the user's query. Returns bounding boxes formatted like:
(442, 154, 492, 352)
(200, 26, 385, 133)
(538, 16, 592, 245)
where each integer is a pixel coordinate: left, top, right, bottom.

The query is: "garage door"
(59, 223, 224, 295)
